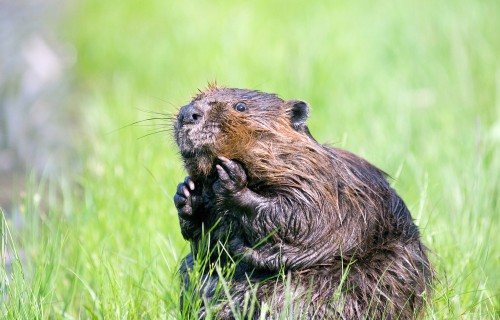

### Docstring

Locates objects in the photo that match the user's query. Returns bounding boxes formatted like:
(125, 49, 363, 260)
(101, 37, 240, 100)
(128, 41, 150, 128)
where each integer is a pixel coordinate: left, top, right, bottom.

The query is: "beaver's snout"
(178, 104, 203, 126)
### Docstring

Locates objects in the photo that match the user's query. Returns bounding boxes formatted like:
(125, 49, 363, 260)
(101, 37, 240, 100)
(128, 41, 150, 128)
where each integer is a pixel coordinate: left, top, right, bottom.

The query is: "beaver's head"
(174, 85, 311, 179)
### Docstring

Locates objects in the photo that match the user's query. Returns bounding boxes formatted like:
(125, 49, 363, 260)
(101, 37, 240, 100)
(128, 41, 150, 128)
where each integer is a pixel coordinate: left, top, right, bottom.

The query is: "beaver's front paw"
(174, 176, 203, 220)
(213, 156, 248, 197)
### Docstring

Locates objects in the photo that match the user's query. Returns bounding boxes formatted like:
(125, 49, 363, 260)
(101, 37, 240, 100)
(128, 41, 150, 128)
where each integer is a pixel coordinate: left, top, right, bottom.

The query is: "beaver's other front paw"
(174, 176, 203, 220)
(213, 156, 248, 197)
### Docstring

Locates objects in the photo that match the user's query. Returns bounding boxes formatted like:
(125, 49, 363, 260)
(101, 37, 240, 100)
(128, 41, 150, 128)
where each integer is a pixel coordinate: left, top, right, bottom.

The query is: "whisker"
(107, 117, 172, 134)
(144, 125, 174, 133)
(136, 107, 178, 120)
(135, 123, 171, 128)
(149, 96, 178, 108)
(133, 117, 171, 123)
(137, 129, 170, 140)
(136, 107, 175, 118)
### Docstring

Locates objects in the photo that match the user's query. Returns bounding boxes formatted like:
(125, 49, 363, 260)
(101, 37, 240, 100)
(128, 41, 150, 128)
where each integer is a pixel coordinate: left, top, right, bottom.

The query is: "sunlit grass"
(1, 0, 499, 318)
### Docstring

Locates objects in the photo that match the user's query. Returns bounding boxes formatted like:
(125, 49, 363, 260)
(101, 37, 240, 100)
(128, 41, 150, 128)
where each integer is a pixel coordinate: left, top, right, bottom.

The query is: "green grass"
(2, 0, 500, 318)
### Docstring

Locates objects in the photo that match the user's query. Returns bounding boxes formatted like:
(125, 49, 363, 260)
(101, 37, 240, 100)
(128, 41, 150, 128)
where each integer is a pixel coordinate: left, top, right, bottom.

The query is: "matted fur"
(173, 86, 433, 319)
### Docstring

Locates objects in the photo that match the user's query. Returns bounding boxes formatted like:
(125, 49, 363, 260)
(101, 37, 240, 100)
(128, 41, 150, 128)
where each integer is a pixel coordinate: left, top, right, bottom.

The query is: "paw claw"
(182, 186, 190, 198)
(216, 164, 230, 182)
(184, 176, 195, 190)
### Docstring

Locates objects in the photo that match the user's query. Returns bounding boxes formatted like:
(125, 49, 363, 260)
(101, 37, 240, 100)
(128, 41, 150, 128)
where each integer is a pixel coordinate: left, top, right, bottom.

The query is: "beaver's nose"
(178, 104, 203, 125)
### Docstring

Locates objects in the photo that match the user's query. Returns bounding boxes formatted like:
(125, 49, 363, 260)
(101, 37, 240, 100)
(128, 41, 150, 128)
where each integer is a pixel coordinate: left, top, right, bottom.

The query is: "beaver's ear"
(285, 100, 309, 130)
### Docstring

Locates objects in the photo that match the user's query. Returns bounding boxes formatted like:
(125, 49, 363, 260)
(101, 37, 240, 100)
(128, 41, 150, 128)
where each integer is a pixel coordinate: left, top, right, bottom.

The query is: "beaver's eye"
(234, 102, 247, 112)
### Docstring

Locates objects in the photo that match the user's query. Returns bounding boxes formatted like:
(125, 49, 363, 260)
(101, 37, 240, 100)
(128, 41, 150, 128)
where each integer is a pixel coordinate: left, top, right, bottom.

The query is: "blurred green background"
(1, 0, 499, 318)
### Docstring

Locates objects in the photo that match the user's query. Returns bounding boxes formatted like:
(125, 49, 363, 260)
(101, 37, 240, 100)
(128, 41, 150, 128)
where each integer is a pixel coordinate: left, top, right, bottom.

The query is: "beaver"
(173, 84, 433, 319)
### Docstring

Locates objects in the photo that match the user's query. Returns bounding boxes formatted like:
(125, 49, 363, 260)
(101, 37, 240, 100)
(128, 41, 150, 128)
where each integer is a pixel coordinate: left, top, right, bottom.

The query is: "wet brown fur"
(174, 85, 433, 319)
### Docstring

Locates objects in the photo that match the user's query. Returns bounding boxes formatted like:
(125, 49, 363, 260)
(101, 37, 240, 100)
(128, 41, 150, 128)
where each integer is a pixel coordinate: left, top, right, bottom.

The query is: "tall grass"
(1, 0, 499, 318)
